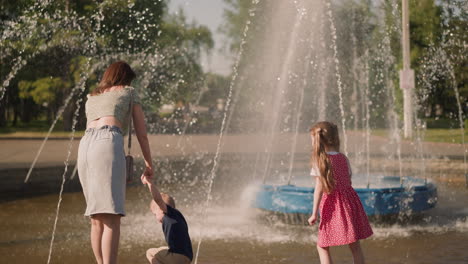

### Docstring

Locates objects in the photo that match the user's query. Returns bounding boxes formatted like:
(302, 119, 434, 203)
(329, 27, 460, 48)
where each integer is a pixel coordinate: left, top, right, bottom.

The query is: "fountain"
(222, 0, 441, 217)
(1, 0, 467, 263)
(255, 173, 437, 216)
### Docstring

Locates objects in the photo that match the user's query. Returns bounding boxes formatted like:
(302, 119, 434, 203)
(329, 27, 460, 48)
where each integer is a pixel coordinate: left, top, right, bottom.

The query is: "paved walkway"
(0, 132, 465, 170)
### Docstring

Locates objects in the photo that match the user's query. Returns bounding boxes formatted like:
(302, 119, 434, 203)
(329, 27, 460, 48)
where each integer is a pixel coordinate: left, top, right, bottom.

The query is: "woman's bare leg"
(101, 214, 121, 264)
(317, 245, 333, 264)
(349, 240, 365, 264)
(92, 214, 121, 264)
(91, 217, 104, 264)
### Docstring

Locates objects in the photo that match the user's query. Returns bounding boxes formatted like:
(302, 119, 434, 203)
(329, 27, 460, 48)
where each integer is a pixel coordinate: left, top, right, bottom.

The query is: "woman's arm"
(308, 176, 323, 225)
(132, 104, 153, 170)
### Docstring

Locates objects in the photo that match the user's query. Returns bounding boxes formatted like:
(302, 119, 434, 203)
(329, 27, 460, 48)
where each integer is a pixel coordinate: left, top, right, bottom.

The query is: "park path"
(0, 132, 464, 170)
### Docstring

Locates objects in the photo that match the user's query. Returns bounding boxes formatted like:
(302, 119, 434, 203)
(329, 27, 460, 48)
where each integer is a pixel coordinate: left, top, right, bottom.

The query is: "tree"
(220, 0, 254, 53)
(408, 0, 467, 125)
(219, 0, 467, 130)
(0, 0, 214, 132)
(199, 73, 230, 107)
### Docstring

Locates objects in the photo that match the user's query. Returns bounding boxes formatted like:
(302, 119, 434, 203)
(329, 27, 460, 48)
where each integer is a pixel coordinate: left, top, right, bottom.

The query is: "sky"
(168, 0, 233, 76)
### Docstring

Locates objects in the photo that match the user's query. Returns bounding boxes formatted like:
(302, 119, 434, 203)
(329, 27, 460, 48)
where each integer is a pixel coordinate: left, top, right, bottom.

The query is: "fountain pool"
(254, 174, 437, 216)
(0, 173, 466, 264)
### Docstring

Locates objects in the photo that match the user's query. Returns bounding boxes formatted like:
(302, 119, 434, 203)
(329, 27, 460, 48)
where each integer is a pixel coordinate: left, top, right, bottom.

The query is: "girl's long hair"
(92, 61, 136, 95)
(310, 121, 340, 193)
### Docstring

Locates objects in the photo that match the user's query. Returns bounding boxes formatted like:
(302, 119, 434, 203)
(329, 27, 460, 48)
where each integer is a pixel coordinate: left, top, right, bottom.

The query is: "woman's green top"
(85, 86, 141, 127)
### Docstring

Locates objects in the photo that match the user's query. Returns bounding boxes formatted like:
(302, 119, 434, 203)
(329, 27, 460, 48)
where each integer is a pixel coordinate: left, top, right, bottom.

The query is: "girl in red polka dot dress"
(307, 121, 373, 264)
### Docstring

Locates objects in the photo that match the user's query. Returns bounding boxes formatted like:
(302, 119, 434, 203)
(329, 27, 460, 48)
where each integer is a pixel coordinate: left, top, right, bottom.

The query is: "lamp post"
(400, 0, 414, 138)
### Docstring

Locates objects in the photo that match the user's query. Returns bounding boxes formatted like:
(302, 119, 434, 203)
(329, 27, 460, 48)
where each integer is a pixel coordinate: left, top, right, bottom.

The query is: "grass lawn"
(0, 120, 85, 138)
(0, 130, 85, 138)
(370, 128, 467, 144)
(0, 121, 466, 144)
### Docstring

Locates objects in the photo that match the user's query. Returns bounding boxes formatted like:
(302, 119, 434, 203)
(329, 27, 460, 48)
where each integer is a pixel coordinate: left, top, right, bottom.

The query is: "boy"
(141, 175, 193, 264)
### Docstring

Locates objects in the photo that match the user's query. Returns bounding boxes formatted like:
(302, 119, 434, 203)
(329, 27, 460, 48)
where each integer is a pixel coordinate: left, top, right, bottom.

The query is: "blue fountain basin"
(253, 175, 437, 216)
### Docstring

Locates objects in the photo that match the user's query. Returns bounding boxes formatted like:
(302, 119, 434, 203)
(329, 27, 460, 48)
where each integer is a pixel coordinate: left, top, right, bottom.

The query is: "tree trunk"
(62, 101, 74, 131)
(12, 106, 18, 126)
(0, 102, 6, 127)
(21, 99, 34, 123)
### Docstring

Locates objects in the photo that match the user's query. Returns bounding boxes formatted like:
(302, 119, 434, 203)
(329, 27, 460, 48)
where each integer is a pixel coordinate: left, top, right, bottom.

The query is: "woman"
(77, 61, 153, 264)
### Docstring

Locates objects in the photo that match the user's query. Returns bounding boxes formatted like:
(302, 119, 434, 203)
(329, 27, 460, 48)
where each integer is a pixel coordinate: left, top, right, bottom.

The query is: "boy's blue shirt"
(162, 205, 193, 261)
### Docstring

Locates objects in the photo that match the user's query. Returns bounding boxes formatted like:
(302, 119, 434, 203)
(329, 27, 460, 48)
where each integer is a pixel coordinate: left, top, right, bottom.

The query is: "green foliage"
(1, 0, 214, 130)
(0, 0, 35, 21)
(18, 77, 65, 106)
(424, 118, 460, 129)
(411, 1, 467, 120)
(199, 73, 230, 107)
(98, 0, 166, 52)
(409, 0, 442, 62)
(159, 9, 214, 58)
(134, 10, 214, 109)
(220, 0, 255, 53)
(218, 0, 466, 132)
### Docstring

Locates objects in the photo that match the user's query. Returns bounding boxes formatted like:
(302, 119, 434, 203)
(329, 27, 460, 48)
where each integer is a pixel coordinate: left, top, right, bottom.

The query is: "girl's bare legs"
(349, 240, 365, 264)
(92, 214, 121, 264)
(91, 217, 104, 264)
(317, 245, 333, 264)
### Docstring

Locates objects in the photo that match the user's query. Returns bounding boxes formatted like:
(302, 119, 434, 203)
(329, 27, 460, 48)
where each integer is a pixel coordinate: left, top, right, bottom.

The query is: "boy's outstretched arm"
(141, 175, 167, 213)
